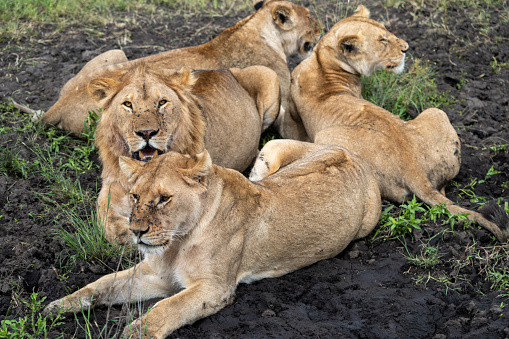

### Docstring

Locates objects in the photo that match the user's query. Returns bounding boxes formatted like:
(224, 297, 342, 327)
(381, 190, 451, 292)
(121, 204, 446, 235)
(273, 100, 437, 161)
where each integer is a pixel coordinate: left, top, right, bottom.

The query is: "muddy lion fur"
(91, 60, 281, 244)
(43, 143, 381, 338)
(37, 0, 319, 137)
(273, 5, 508, 241)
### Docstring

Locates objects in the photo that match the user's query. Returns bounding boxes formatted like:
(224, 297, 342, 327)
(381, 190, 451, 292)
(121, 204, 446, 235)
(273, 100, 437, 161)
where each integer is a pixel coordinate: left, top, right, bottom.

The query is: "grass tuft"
(362, 57, 454, 120)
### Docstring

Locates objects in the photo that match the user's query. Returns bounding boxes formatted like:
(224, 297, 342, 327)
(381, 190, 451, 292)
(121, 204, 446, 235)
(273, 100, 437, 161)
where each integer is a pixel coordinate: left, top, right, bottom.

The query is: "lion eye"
(159, 195, 172, 204)
(158, 99, 167, 107)
(132, 193, 139, 201)
(123, 101, 132, 108)
(380, 38, 388, 44)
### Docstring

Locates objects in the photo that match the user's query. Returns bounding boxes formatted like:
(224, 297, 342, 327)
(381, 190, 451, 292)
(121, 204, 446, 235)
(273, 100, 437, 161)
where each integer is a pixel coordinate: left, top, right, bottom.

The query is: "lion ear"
(253, 0, 264, 10)
(272, 4, 295, 30)
(88, 78, 122, 102)
(119, 156, 145, 180)
(352, 5, 370, 18)
(166, 67, 197, 93)
(181, 150, 212, 186)
(338, 36, 361, 55)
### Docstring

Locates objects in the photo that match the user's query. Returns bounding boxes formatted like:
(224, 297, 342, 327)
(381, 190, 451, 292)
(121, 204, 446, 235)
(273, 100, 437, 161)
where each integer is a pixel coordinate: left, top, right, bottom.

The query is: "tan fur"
(94, 61, 280, 244)
(284, 5, 508, 241)
(39, 1, 319, 136)
(43, 143, 381, 338)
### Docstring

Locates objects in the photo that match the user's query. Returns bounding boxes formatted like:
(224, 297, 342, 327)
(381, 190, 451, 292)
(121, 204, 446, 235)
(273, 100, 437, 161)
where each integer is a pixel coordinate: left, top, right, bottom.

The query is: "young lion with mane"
(89, 61, 281, 243)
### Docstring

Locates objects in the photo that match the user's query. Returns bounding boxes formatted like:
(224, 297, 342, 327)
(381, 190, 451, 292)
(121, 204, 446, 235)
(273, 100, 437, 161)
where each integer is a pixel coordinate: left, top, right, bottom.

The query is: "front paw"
(42, 294, 93, 316)
(122, 316, 166, 339)
(42, 298, 72, 317)
(122, 318, 150, 339)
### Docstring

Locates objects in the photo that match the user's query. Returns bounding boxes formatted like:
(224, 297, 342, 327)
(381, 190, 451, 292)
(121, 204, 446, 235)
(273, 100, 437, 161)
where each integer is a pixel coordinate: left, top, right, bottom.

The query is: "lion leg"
(43, 261, 173, 316)
(275, 98, 310, 141)
(123, 281, 236, 339)
(98, 180, 132, 244)
(41, 50, 128, 135)
(229, 66, 281, 131)
(407, 108, 461, 188)
(249, 139, 321, 181)
(408, 180, 509, 242)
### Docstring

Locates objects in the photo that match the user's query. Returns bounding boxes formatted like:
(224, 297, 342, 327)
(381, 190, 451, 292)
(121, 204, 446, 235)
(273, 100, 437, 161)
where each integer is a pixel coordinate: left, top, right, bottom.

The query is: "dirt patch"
(1, 1, 508, 338)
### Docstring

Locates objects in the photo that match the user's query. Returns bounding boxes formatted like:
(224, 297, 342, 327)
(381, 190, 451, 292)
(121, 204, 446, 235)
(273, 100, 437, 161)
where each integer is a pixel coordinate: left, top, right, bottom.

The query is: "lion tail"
(481, 201, 509, 233)
(9, 98, 44, 121)
(408, 182, 508, 242)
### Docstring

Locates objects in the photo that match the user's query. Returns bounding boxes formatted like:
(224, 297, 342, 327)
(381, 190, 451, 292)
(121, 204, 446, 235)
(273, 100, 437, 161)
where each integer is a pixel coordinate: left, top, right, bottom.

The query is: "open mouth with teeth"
(132, 146, 164, 162)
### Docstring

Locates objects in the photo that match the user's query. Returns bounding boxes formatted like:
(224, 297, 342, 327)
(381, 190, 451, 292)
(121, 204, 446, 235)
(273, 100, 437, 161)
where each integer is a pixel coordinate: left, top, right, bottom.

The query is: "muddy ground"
(1, 1, 509, 338)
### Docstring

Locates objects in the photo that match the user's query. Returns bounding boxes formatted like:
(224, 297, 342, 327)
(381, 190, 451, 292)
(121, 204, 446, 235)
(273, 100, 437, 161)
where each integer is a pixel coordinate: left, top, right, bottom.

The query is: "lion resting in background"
(90, 61, 280, 243)
(44, 141, 381, 338)
(277, 5, 509, 241)
(39, 0, 319, 137)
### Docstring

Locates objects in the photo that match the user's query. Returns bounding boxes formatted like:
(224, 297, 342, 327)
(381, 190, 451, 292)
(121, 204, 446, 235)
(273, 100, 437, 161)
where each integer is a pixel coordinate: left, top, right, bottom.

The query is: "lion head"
(89, 62, 206, 176)
(256, 0, 320, 58)
(317, 5, 409, 76)
(119, 151, 212, 255)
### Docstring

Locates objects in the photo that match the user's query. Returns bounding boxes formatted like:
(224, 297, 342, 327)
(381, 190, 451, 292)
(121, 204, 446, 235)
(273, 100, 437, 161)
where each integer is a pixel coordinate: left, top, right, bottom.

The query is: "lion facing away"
(38, 0, 319, 136)
(279, 5, 509, 241)
(92, 61, 280, 244)
(44, 141, 381, 338)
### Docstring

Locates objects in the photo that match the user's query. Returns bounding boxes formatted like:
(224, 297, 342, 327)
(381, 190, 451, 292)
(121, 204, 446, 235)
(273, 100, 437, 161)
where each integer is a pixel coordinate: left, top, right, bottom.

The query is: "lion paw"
(122, 318, 155, 339)
(42, 298, 71, 317)
(249, 152, 271, 181)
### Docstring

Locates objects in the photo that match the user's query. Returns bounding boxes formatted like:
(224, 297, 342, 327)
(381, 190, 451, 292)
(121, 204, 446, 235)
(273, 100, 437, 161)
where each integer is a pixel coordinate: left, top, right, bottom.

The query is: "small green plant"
(478, 166, 502, 184)
(375, 200, 474, 239)
(0, 291, 66, 339)
(491, 56, 509, 74)
(452, 177, 487, 203)
(490, 143, 507, 155)
(375, 196, 426, 238)
(402, 238, 444, 269)
(0, 144, 35, 179)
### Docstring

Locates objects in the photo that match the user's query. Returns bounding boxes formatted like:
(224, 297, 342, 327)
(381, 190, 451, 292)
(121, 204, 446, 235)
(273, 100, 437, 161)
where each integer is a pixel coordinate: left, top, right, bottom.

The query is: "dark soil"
(1, 1, 509, 338)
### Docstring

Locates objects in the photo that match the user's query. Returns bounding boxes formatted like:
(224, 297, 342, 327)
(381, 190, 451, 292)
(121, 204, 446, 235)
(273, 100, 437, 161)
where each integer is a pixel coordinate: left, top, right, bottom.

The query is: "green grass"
(54, 203, 135, 269)
(362, 57, 454, 120)
(0, 290, 66, 339)
(374, 199, 472, 239)
(0, 0, 251, 41)
(383, 0, 505, 48)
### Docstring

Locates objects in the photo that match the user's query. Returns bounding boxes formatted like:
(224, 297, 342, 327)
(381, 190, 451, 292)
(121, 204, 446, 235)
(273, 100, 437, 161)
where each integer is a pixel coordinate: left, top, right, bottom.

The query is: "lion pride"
(91, 61, 280, 243)
(38, 0, 319, 137)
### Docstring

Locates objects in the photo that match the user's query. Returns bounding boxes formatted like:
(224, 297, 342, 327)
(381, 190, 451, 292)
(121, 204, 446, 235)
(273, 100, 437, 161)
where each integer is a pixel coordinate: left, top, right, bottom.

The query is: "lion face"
(322, 6, 409, 76)
(119, 151, 212, 255)
(263, 1, 320, 58)
(90, 63, 205, 163)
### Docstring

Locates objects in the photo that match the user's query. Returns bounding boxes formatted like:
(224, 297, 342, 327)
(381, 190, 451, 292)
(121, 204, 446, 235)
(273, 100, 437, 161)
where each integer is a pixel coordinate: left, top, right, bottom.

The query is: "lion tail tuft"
(481, 201, 509, 233)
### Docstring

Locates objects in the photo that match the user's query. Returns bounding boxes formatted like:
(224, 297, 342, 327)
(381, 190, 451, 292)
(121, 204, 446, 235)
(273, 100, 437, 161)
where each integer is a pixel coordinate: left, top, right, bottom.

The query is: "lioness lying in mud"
(43, 141, 381, 338)
(36, 0, 319, 137)
(91, 61, 280, 243)
(277, 5, 509, 241)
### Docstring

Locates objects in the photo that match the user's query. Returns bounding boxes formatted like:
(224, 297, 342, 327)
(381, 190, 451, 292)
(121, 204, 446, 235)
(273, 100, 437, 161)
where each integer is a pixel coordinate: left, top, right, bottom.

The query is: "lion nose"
(136, 129, 159, 140)
(130, 227, 149, 237)
(401, 41, 409, 53)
